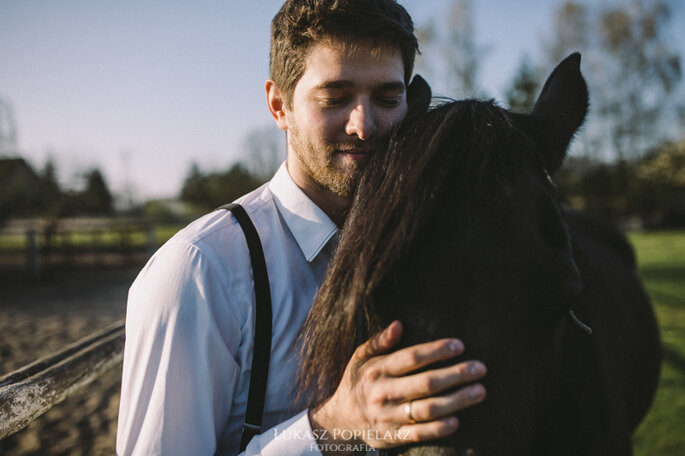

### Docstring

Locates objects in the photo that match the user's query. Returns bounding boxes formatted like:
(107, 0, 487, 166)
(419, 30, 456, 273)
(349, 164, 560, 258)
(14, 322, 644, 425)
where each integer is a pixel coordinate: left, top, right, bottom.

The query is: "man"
(116, 1, 486, 455)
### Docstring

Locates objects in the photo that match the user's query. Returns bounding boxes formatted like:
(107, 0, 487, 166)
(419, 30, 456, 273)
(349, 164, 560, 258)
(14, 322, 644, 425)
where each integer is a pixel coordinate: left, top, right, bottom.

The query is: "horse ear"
(406, 74, 432, 115)
(516, 53, 589, 174)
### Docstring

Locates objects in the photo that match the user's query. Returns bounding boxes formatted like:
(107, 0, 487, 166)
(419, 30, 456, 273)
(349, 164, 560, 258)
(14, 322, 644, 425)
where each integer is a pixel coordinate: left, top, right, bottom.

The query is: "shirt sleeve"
(115, 240, 324, 456)
(242, 410, 322, 456)
(116, 240, 240, 455)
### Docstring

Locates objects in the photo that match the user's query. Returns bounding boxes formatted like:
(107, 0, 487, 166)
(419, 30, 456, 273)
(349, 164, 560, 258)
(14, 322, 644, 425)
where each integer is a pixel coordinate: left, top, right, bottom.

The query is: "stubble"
(289, 123, 363, 198)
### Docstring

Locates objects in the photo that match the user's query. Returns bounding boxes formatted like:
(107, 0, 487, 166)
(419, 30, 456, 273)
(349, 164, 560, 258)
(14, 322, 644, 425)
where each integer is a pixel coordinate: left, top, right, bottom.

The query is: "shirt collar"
(269, 163, 340, 262)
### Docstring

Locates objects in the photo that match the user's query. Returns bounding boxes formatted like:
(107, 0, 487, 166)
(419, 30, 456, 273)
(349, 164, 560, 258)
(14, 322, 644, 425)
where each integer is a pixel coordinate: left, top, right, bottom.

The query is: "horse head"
(299, 53, 590, 456)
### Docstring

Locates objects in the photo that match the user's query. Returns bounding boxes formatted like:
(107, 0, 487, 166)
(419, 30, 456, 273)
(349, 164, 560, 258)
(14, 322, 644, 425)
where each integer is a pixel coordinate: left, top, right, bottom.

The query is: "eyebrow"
(313, 80, 406, 91)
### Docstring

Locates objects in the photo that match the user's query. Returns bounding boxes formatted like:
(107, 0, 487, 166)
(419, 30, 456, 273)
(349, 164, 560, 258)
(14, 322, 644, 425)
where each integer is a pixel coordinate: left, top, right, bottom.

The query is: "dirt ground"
(0, 267, 139, 456)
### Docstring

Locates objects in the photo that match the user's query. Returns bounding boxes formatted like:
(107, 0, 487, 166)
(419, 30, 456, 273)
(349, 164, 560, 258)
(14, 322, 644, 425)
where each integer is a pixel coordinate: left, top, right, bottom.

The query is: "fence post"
(146, 224, 157, 257)
(61, 230, 73, 265)
(119, 226, 131, 265)
(91, 228, 103, 266)
(26, 228, 40, 277)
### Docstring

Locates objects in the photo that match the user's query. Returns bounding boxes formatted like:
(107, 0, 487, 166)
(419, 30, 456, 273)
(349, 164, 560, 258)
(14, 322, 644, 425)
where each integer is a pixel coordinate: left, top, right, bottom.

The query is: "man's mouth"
(336, 147, 374, 160)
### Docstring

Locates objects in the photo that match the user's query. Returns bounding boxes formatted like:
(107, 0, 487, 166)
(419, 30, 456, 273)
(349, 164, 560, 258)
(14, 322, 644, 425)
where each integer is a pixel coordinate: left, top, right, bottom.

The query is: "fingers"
(382, 361, 487, 403)
(366, 381, 484, 449)
(398, 382, 486, 424)
(333, 324, 488, 450)
(380, 337, 465, 377)
(399, 416, 459, 444)
(369, 416, 460, 449)
(354, 320, 403, 359)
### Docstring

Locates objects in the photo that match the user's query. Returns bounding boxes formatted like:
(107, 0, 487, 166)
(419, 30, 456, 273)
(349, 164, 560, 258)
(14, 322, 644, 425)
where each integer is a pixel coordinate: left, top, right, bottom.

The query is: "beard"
(289, 124, 382, 199)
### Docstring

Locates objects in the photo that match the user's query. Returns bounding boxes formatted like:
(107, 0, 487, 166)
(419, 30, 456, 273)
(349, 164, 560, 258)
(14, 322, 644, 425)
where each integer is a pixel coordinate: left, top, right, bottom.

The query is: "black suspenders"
(218, 203, 273, 452)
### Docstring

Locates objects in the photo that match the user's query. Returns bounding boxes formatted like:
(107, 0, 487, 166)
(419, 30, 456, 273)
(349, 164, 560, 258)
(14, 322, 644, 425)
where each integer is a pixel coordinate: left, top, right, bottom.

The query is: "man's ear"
(266, 79, 288, 130)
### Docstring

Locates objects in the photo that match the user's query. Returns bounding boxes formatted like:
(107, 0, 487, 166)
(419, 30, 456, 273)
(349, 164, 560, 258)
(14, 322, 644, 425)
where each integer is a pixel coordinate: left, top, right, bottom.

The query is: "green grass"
(155, 224, 185, 244)
(0, 224, 185, 250)
(629, 231, 685, 455)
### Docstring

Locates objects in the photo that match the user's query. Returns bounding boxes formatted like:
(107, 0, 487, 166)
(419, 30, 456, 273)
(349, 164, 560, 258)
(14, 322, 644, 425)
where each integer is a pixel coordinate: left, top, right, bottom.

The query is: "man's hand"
(309, 320, 486, 455)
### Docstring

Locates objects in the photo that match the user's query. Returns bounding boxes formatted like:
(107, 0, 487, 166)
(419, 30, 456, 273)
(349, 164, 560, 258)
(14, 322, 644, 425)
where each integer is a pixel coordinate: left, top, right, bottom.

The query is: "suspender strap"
(218, 203, 273, 452)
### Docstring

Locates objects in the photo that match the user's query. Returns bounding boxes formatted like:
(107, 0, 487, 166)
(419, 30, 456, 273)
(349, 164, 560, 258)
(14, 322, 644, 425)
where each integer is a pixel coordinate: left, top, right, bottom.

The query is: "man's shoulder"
(173, 182, 275, 251)
(134, 182, 277, 293)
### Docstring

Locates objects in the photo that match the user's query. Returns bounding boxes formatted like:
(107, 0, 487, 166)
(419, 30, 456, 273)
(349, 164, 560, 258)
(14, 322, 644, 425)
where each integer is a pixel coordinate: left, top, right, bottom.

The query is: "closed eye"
(319, 97, 349, 108)
(374, 95, 403, 108)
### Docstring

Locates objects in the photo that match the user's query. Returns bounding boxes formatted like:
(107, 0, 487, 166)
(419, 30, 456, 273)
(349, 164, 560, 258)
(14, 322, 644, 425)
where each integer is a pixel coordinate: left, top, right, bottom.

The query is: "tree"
(180, 162, 265, 211)
(80, 168, 113, 215)
(0, 157, 41, 223)
(242, 125, 284, 180)
(180, 162, 210, 206)
(637, 140, 685, 187)
(598, 1, 681, 161)
(38, 158, 63, 215)
(634, 140, 685, 226)
(208, 163, 264, 208)
(505, 55, 541, 113)
(544, 2, 589, 64)
(415, 0, 489, 98)
(543, 0, 682, 162)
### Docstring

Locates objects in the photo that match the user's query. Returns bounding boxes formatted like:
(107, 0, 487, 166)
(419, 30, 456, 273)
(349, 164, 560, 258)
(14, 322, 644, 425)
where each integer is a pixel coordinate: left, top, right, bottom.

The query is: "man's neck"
(286, 162, 351, 228)
(304, 188, 350, 228)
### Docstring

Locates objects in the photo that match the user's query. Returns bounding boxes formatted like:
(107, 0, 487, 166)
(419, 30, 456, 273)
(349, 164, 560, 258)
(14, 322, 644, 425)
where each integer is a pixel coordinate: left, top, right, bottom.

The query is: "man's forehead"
(313, 80, 406, 92)
(301, 41, 405, 88)
(320, 36, 400, 59)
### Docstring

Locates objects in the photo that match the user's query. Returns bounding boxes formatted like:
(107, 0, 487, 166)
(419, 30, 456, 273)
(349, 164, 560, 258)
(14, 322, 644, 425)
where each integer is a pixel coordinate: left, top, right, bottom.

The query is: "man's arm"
(310, 321, 487, 455)
(116, 240, 240, 455)
(116, 238, 329, 456)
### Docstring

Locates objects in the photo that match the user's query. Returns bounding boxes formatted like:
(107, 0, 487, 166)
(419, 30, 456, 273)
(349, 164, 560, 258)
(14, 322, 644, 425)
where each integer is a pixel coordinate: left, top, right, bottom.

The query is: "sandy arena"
(0, 267, 139, 455)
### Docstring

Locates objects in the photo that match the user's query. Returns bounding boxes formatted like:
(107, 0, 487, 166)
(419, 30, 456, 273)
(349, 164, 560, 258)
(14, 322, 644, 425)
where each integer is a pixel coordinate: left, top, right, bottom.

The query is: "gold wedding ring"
(405, 401, 416, 424)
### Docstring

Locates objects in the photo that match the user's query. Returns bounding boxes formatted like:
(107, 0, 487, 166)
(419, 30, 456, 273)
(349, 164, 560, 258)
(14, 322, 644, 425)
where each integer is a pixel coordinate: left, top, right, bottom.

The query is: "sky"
(1, 0, 683, 201)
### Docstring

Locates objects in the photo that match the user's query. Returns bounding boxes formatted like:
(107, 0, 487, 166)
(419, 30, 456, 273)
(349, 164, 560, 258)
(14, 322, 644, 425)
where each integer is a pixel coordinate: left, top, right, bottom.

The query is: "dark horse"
(298, 54, 661, 455)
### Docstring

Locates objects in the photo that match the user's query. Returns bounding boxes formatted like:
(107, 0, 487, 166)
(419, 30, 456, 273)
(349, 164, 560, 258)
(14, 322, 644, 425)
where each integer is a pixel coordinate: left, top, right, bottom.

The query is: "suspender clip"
(242, 423, 261, 432)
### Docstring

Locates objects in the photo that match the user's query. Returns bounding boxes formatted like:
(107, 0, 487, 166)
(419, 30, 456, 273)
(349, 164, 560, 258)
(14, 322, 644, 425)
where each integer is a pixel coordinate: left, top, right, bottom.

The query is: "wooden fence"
(0, 320, 125, 439)
(0, 217, 183, 440)
(0, 217, 163, 275)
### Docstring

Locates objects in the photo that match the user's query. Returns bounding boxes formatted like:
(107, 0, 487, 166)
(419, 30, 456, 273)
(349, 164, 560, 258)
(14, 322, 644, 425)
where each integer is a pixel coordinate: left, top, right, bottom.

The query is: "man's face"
(284, 41, 408, 198)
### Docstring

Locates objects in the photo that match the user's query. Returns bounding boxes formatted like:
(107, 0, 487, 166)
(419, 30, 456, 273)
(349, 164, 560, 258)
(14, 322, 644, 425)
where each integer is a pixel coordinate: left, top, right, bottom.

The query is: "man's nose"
(345, 102, 376, 141)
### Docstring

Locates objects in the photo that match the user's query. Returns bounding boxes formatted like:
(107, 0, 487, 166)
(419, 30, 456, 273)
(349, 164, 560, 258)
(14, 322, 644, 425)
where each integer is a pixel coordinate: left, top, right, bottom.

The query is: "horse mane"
(298, 98, 530, 407)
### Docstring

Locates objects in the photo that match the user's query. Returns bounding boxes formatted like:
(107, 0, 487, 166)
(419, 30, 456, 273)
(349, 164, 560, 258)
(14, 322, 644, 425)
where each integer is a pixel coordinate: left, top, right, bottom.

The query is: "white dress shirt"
(116, 163, 340, 455)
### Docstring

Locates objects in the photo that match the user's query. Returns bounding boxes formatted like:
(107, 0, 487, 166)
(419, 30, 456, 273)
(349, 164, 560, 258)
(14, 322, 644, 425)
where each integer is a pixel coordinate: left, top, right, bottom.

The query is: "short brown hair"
(270, 0, 419, 106)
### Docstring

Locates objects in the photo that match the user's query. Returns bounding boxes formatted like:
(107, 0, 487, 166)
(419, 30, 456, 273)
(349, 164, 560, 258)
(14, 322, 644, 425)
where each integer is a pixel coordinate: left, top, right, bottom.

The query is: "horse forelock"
(297, 97, 567, 410)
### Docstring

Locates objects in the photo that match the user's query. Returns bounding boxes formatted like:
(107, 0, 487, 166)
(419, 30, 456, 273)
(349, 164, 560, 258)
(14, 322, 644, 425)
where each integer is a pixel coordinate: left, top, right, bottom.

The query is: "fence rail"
(0, 217, 178, 440)
(0, 320, 125, 440)
(0, 217, 175, 274)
